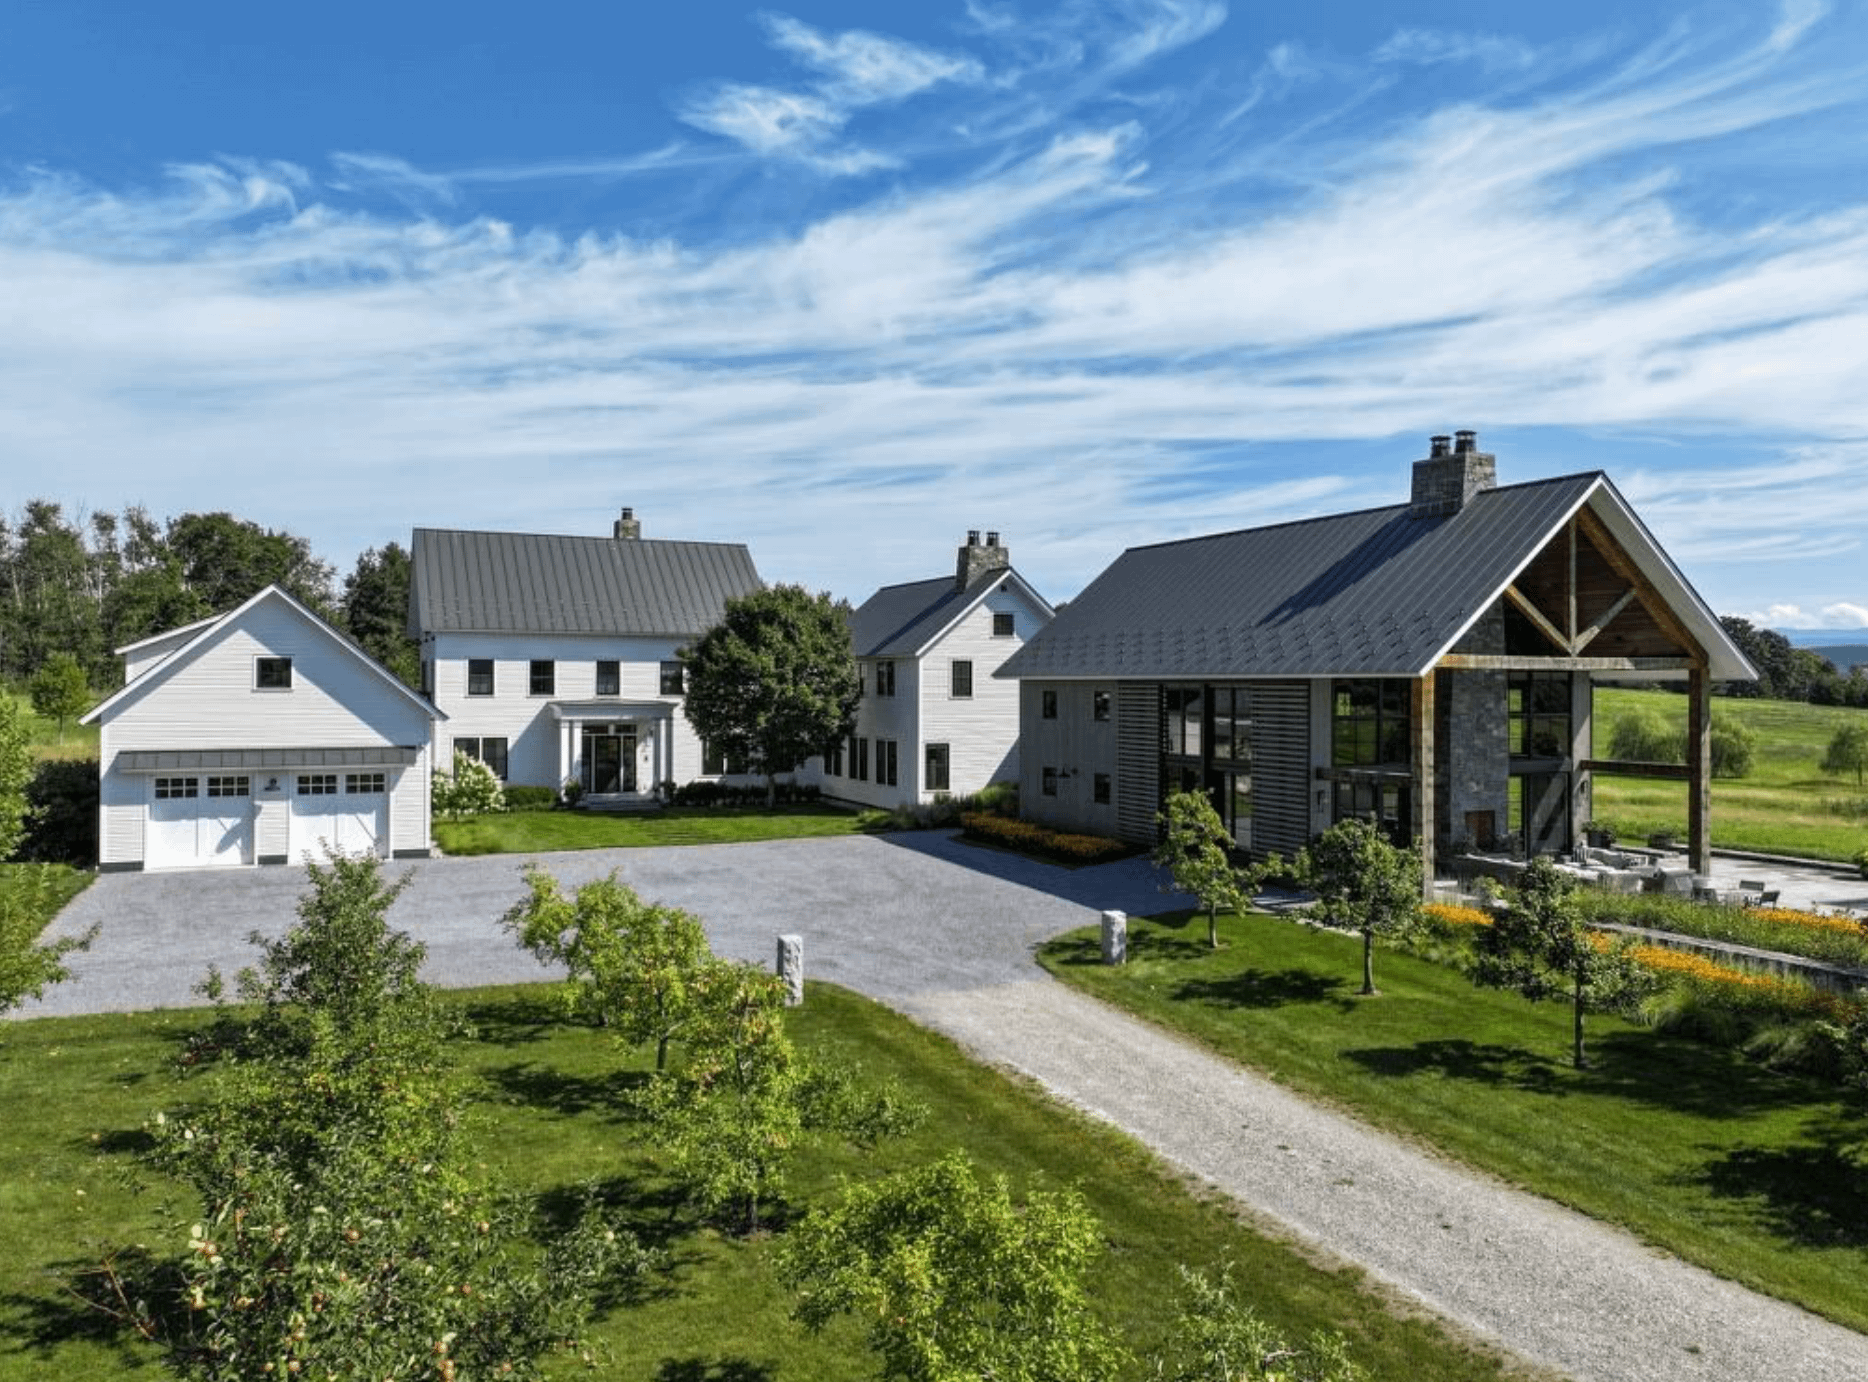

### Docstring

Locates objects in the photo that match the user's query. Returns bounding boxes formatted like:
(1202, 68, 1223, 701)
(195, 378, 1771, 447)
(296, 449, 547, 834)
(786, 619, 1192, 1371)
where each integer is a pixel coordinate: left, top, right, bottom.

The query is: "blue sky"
(3, 0, 1866, 629)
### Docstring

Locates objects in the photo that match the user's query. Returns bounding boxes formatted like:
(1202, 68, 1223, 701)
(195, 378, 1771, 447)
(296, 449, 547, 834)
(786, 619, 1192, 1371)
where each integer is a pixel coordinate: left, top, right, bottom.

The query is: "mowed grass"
(1592, 687, 1868, 862)
(1040, 910, 1868, 1332)
(0, 983, 1526, 1382)
(434, 803, 871, 853)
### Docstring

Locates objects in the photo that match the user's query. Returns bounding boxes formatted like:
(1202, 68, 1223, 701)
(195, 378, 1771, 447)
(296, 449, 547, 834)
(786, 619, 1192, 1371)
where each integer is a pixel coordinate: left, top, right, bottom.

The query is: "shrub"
(502, 784, 558, 812)
(20, 757, 98, 866)
(0, 863, 95, 1015)
(433, 749, 504, 819)
(1710, 713, 1756, 779)
(959, 812, 1130, 865)
(1854, 843, 1868, 880)
(1607, 709, 1681, 764)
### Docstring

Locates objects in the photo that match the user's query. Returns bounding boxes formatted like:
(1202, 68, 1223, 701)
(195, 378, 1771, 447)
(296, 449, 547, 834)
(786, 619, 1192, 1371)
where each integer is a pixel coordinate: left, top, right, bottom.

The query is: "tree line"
(1719, 615, 1868, 707)
(0, 500, 417, 691)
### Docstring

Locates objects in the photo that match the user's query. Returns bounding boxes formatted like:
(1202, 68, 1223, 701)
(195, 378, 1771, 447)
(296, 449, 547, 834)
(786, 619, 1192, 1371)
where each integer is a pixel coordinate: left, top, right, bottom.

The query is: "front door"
(584, 729, 640, 794)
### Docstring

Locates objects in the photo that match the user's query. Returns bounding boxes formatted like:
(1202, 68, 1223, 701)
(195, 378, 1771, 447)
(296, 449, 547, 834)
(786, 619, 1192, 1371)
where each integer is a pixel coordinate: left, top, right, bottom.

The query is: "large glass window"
(1331, 680, 1409, 766)
(1164, 686, 1204, 757)
(1509, 672, 1572, 758)
(453, 736, 508, 781)
(877, 739, 899, 787)
(1209, 687, 1252, 764)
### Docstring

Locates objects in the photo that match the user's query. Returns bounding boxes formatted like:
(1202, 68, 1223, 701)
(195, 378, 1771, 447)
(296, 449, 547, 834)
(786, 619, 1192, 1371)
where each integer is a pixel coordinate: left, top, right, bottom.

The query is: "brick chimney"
(613, 506, 641, 540)
(955, 529, 1010, 590)
(1409, 430, 1496, 518)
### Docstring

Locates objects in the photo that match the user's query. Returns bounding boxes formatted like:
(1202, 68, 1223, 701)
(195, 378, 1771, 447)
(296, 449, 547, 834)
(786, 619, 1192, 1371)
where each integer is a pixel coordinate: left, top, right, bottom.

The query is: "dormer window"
(255, 656, 293, 690)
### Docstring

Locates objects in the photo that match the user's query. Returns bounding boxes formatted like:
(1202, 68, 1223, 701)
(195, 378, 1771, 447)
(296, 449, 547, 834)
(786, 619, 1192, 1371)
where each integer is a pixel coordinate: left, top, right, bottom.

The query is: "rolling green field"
(0, 984, 1524, 1382)
(1591, 687, 1868, 862)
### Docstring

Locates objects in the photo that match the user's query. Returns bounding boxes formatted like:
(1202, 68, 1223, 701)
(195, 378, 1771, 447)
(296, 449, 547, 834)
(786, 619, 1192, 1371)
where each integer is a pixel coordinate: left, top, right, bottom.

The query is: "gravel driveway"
(15, 833, 1868, 1382)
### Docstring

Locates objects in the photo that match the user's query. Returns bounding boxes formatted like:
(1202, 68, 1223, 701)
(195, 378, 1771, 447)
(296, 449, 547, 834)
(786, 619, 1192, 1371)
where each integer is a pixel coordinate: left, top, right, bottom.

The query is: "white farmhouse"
(821, 531, 1053, 810)
(407, 510, 765, 799)
(83, 585, 444, 871)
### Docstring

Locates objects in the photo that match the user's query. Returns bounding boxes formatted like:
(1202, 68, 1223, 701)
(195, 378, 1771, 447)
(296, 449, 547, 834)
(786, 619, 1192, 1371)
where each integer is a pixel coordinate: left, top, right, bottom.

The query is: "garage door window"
(207, 776, 250, 797)
(154, 777, 198, 799)
(346, 772, 386, 794)
(298, 774, 338, 795)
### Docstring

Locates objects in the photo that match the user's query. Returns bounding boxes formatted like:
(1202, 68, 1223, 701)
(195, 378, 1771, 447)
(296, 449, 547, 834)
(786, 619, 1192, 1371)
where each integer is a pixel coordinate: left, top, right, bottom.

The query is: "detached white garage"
(84, 588, 444, 873)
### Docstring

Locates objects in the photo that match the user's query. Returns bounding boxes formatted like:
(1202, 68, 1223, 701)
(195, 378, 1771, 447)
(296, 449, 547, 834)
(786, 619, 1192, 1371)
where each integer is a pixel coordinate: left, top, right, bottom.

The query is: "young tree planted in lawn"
(783, 1151, 1122, 1382)
(1155, 1262, 1366, 1382)
(1822, 721, 1868, 787)
(28, 651, 90, 743)
(1471, 857, 1655, 1070)
(681, 584, 862, 808)
(503, 866, 711, 1070)
(1154, 788, 1248, 949)
(115, 852, 639, 1380)
(1295, 819, 1420, 996)
(0, 864, 95, 1016)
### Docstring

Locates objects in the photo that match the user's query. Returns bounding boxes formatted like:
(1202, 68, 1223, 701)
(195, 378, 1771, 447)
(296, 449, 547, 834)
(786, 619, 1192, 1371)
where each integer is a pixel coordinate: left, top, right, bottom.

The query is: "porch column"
(1412, 673, 1437, 898)
(1687, 663, 1711, 873)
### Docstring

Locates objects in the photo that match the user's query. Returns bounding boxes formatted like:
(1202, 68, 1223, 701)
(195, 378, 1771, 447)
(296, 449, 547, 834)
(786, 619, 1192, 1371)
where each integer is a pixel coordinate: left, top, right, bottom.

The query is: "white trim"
(113, 613, 220, 657)
(907, 568, 1054, 658)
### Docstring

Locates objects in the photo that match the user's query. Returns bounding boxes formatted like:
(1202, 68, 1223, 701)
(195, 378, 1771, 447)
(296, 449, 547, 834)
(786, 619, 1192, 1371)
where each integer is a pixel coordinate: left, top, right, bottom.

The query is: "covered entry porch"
(550, 701, 678, 802)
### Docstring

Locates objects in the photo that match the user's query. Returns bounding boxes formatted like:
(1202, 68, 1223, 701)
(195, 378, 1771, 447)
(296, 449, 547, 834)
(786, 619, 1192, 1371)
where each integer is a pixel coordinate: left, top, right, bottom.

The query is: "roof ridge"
(412, 526, 751, 550)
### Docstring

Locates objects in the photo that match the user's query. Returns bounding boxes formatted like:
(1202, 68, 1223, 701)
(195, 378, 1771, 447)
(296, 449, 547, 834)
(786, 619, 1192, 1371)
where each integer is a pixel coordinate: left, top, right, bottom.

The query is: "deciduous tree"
(681, 584, 861, 807)
(783, 1152, 1121, 1382)
(1471, 857, 1654, 1069)
(1821, 721, 1868, 787)
(1155, 788, 1248, 949)
(28, 651, 90, 743)
(340, 541, 419, 686)
(1294, 819, 1419, 996)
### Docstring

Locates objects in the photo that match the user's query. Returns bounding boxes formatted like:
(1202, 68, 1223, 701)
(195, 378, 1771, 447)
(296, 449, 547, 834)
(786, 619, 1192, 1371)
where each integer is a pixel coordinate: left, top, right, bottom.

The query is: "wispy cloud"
(1373, 29, 1538, 72)
(2, 1, 1865, 614)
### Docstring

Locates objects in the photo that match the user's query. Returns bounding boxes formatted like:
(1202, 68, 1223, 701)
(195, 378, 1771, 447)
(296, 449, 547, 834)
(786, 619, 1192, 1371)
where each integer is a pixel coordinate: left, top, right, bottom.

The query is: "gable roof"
(408, 528, 762, 637)
(850, 569, 1053, 659)
(84, 585, 443, 726)
(998, 472, 1751, 683)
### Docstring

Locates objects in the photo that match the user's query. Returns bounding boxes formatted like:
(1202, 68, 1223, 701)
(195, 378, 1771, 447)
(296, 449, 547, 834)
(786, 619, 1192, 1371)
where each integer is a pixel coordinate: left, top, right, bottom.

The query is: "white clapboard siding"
(916, 585, 1045, 800)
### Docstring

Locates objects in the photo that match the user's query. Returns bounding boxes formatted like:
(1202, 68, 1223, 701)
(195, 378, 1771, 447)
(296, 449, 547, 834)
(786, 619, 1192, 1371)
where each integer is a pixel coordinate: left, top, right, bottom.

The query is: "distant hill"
(1812, 643, 1868, 672)
(1774, 627, 1868, 648)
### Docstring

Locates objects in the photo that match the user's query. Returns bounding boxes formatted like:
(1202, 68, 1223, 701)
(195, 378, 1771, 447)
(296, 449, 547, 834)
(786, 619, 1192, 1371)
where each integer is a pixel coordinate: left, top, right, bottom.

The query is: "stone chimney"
(955, 528, 1010, 590)
(613, 506, 641, 540)
(1409, 430, 1496, 518)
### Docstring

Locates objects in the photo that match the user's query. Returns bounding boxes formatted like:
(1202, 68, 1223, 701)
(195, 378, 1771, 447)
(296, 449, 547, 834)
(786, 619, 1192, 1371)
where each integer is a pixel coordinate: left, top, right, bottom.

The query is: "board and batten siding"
(430, 632, 704, 787)
(1246, 681, 1311, 858)
(1018, 680, 1121, 834)
(98, 598, 436, 867)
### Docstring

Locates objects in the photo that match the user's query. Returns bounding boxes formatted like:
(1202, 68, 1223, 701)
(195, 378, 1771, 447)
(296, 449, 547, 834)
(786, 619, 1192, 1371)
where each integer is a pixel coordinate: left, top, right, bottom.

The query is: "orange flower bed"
(959, 813, 1130, 865)
(1749, 907, 1866, 939)
(1623, 942, 1854, 1021)
(1420, 902, 1491, 929)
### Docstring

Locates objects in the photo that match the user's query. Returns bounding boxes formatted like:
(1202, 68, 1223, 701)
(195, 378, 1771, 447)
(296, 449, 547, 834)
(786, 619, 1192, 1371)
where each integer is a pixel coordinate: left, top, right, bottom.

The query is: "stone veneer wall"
(1437, 602, 1511, 853)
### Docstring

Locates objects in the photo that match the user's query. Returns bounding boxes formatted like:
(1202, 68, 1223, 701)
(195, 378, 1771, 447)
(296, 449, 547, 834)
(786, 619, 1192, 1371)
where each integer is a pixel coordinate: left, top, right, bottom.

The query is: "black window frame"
(992, 611, 1015, 637)
(1092, 689, 1111, 722)
(825, 739, 843, 777)
(854, 736, 870, 782)
(296, 773, 338, 796)
(529, 659, 555, 697)
(466, 659, 494, 697)
(206, 775, 249, 798)
(1041, 766, 1058, 797)
(875, 660, 896, 697)
(255, 656, 293, 691)
(925, 742, 950, 792)
(661, 661, 685, 696)
(1508, 671, 1573, 760)
(1093, 771, 1111, 805)
(454, 736, 509, 782)
(595, 659, 621, 697)
(1041, 688, 1057, 720)
(345, 772, 387, 794)
(1331, 679, 1408, 768)
(154, 776, 198, 800)
(877, 738, 899, 787)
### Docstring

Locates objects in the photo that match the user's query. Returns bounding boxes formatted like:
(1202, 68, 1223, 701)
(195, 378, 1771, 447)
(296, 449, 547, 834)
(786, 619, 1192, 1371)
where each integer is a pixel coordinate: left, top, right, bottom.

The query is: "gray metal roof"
(118, 746, 421, 772)
(850, 576, 975, 657)
(409, 528, 763, 637)
(998, 474, 1609, 681)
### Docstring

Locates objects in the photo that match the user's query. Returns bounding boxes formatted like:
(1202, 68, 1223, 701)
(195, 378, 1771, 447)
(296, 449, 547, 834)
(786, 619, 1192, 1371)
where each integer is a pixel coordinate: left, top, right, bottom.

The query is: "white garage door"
(289, 771, 388, 861)
(147, 775, 254, 869)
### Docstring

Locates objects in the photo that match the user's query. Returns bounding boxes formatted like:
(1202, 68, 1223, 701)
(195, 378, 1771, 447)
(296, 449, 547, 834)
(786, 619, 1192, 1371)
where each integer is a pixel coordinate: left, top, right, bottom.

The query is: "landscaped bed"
(1578, 891, 1868, 971)
(433, 803, 872, 854)
(1039, 909, 1868, 1333)
(0, 982, 1522, 1382)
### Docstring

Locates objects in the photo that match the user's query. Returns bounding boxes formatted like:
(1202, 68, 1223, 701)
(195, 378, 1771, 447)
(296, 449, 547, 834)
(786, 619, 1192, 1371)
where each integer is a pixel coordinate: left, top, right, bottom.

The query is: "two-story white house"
(407, 510, 765, 800)
(820, 531, 1053, 810)
(83, 585, 444, 871)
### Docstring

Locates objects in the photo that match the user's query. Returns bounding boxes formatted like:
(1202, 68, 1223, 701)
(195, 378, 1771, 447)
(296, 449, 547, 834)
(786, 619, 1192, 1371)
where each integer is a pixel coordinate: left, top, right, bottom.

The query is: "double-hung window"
(877, 739, 898, 787)
(925, 743, 950, 792)
(529, 660, 555, 696)
(875, 660, 896, 696)
(950, 660, 972, 698)
(596, 660, 620, 696)
(467, 659, 495, 697)
(661, 661, 685, 695)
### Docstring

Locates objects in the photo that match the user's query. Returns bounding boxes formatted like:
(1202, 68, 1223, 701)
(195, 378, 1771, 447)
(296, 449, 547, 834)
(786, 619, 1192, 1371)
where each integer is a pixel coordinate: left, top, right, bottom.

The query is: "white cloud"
(763, 15, 984, 103)
(1374, 29, 1538, 72)
(676, 83, 844, 156)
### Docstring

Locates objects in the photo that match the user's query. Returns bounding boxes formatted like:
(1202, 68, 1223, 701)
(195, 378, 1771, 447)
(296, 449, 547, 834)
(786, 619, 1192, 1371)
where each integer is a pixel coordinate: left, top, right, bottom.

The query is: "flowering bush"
(960, 813, 1130, 865)
(1418, 902, 1491, 932)
(1621, 942, 1855, 1024)
(433, 750, 505, 820)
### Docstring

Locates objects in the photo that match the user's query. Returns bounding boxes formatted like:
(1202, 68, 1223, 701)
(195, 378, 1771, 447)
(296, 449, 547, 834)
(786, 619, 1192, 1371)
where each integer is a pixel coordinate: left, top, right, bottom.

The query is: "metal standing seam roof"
(409, 528, 764, 637)
(997, 473, 1610, 681)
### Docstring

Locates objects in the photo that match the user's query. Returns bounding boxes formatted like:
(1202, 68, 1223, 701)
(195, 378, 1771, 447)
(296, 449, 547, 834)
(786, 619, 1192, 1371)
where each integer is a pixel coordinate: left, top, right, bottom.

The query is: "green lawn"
(0, 984, 1523, 1382)
(1040, 910, 1868, 1332)
(434, 804, 872, 853)
(1592, 686, 1868, 862)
